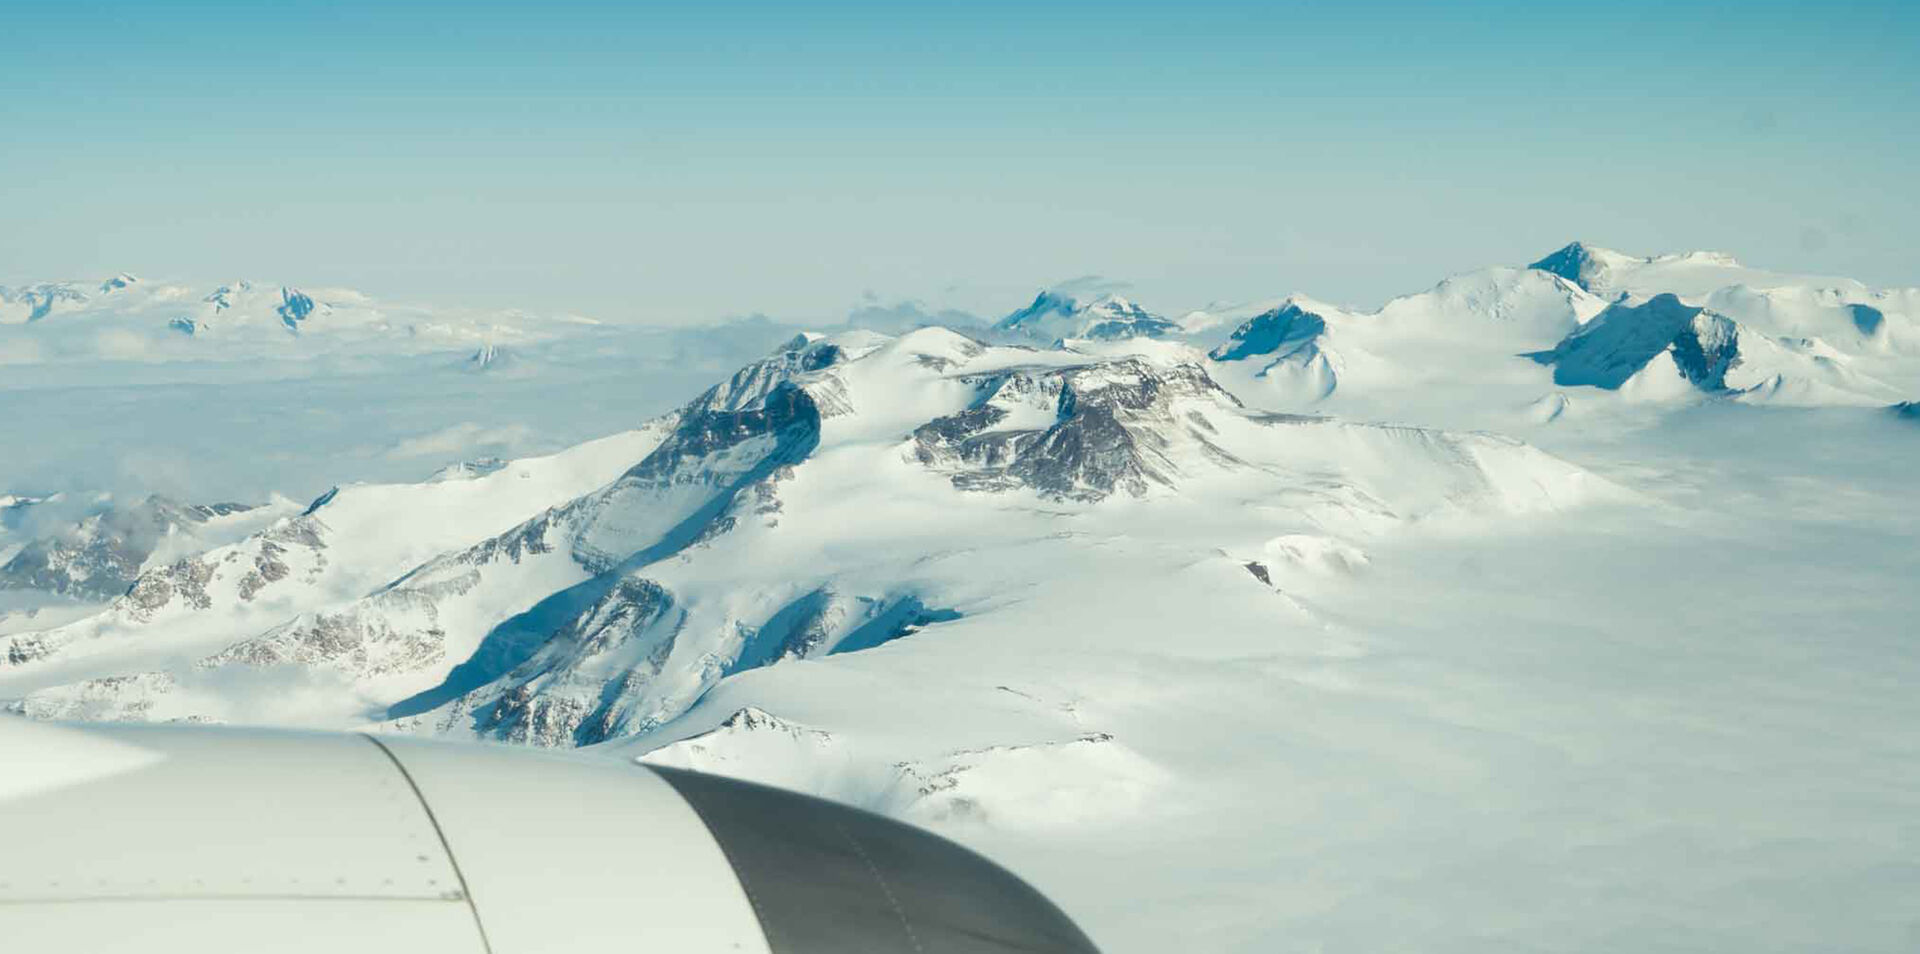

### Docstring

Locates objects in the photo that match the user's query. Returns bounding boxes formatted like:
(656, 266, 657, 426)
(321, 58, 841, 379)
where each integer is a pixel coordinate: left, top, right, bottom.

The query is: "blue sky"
(4, 0, 1916, 323)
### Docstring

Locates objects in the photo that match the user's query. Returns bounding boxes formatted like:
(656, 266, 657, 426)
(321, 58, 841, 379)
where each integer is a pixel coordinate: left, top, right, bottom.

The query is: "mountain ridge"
(3, 321, 1615, 740)
(4, 242, 1915, 735)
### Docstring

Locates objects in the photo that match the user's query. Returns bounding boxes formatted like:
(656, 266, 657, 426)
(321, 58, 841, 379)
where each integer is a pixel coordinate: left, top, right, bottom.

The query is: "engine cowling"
(0, 719, 1100, 954)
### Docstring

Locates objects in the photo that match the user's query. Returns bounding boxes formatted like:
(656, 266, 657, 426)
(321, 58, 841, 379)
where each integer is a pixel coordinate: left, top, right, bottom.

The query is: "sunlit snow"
(3, 245, 1917, 953)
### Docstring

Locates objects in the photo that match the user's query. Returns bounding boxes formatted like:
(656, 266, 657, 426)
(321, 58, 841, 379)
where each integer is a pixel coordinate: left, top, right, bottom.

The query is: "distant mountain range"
(5, 242, 1914, 743)
(0, 274, 602, 363)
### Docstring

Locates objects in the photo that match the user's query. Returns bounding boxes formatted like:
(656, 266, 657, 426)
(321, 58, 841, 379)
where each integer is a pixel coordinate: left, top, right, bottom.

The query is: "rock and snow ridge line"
(5, 240, 1913, 611)
(1199, 246, 1915, 412)
(3, 240, 1912, 745)
(2, 324, 1615, 748)
(8, 241, 1914, 401)
(5, 245, 1918, 954)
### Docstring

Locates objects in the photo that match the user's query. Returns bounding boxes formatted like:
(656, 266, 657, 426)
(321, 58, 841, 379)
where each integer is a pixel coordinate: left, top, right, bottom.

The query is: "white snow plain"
(4, 247, 1918, 953)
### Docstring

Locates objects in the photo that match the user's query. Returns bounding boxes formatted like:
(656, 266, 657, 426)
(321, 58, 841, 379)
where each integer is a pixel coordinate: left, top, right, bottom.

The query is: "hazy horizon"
(5, 236, 1903, 332)
(6, 0, 1916, 325)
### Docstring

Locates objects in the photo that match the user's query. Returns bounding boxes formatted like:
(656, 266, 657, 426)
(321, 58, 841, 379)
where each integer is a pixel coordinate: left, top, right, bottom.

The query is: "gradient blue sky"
(4, 0, 1916, 324)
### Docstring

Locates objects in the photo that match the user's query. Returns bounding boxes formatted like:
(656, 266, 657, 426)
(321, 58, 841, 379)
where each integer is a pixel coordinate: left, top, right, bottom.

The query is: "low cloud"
(387, 422, 536, 460)
(1045, 275, 1133, 298)
(845, 297, 985, 334)
(0, 335, 45, 365)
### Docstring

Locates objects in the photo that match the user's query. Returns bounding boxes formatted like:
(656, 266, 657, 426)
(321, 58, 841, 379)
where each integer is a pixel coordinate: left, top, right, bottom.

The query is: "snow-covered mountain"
(995, 291, 1181, 344)
(1201, 266, 1610, 422)
(1528, 241, 1754, 298)
(1204, 245, 1917, 424)
(5, 243, 1919, 954)
(0, 279, 106, 323)
(3, 325, 1611, 734)
(0, 274, 599, 363)
(0, 495, 293, 601)
(1525, 293, 1903, 405)
(8, 241, 1917, 719)
(1522, 240, 1897, 304)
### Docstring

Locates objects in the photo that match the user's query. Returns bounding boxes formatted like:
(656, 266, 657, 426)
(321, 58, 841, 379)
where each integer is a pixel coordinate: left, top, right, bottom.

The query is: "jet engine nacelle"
(1, 719, 1100, 953)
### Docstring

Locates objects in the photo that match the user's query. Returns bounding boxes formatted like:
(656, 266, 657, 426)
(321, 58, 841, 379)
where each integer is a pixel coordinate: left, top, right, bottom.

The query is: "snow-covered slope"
(613, 401, 1920, 954)
(11, 243, 1914, 731)
(2, 327, 1611, 736)
(1203, 267, 1610, 423)
(0, 423, 673, 675)
(1528, 240, 1837, 301)
(1525, 242, 1917, 383)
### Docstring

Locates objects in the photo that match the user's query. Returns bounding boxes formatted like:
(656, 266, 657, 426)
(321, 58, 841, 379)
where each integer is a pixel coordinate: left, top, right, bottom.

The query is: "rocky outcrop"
(913, 358, 1238, 500)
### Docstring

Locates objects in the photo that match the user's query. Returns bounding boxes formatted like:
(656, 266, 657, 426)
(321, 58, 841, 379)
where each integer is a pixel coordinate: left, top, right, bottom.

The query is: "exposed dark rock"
(123, 556, 218, 617)
(235, 540, 290, 600)
(913, 359, 1235, 501)
(5, 635, 51, 667)
(1669, 312, 1742, 389)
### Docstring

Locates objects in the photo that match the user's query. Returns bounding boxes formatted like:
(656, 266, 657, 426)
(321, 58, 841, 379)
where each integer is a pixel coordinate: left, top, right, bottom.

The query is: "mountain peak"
(995, 288, 1177, 343)
(1209, 300, 1331, 364)
(997, 289, 1080, 327)
(1528, 241, 1639, 292)
(1530, 242, 1751, 296)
